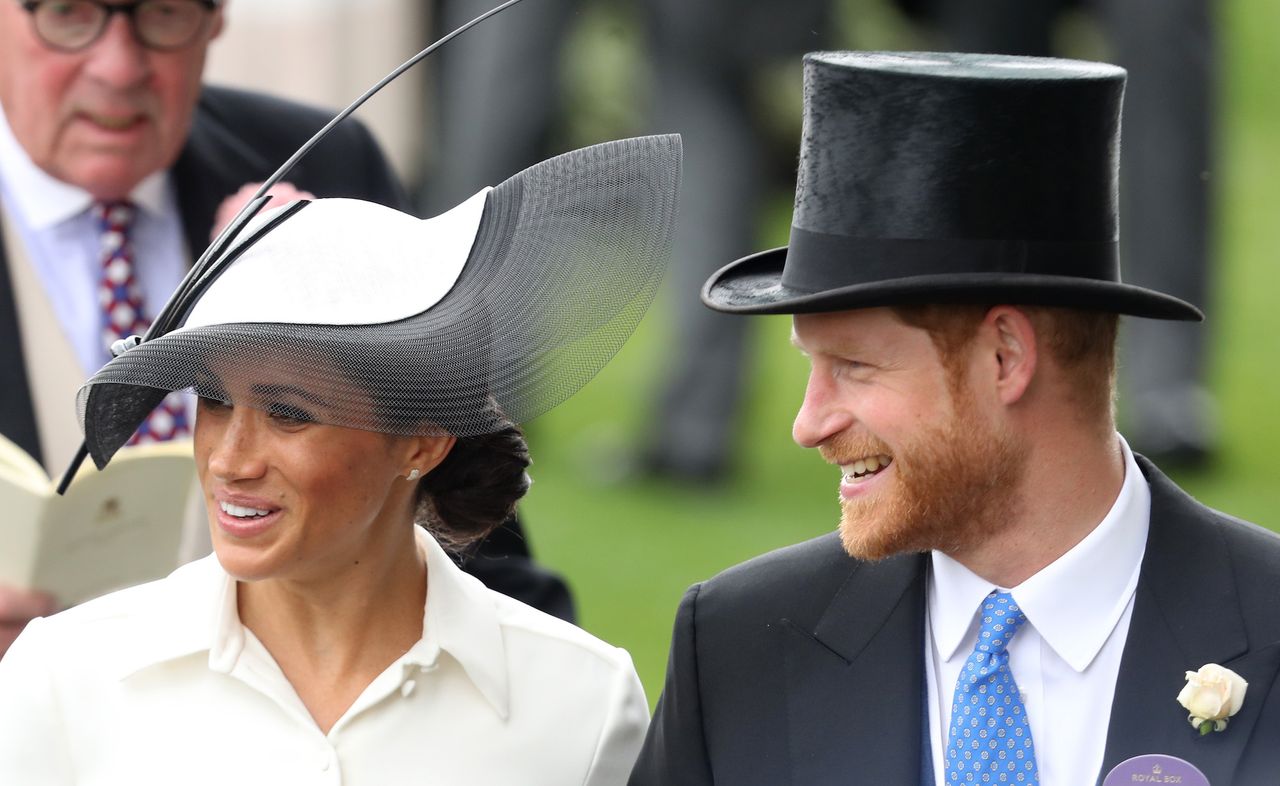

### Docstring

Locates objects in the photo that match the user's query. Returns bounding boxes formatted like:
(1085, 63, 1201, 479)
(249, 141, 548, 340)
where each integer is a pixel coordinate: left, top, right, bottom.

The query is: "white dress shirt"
(0, 102, 188, 375)
(926, 435, 1151, 785)
(0, 526, 650, 785)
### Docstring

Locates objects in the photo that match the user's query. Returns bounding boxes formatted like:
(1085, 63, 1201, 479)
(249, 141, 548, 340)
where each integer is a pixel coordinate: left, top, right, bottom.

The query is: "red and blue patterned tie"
(945, 591, 1040, 783)
(95, 200, 190, 443)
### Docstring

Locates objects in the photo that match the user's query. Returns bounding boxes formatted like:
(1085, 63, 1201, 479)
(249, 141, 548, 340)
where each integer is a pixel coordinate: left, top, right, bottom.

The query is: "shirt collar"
(929, 435, 1150, 672)
(115, 527, 512, 719)
(412, 526, 511, 719)
(0, 100, 170, 227)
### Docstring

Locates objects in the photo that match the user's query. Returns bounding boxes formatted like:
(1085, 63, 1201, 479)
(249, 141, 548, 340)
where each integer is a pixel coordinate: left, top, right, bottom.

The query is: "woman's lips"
(213, 497, 282, 539)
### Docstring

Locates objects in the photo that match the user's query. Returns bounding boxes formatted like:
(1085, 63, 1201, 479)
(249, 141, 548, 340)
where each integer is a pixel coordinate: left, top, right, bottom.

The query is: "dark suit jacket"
(0, 85, 574, 621)
(630, 456, 1280, 785)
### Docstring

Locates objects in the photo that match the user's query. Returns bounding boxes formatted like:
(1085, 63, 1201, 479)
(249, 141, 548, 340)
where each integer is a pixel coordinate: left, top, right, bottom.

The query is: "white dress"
(0, 526, 649, 785)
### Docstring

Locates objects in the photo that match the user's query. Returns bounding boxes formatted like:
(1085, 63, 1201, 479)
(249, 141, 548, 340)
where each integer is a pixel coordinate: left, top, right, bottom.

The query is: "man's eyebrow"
(251, 383, 328, 408)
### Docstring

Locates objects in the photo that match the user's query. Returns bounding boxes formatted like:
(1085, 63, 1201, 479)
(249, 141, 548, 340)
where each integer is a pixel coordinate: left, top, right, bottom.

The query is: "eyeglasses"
(18, 0, 221, 53)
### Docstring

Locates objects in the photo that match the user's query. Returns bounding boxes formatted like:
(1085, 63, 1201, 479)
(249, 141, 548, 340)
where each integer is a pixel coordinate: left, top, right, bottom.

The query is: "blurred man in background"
(638, 0, 832, 483)
(428, 0, 837, 484)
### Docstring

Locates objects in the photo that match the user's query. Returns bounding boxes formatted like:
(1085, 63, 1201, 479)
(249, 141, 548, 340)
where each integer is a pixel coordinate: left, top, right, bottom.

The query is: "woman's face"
(193, 373, 450, 585)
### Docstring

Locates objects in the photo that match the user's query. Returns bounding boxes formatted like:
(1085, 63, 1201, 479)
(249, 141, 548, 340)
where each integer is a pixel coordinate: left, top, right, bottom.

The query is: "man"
(630, 52, 1280, 785)
(0, 0, 570, 656)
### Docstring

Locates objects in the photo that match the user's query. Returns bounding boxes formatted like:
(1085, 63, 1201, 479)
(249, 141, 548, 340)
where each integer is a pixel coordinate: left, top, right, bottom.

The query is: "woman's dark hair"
(414, 415, 531, 549)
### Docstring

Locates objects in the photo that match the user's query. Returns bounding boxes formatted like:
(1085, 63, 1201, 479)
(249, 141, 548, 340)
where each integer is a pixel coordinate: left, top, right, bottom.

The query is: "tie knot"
(975, 591, 1027, 655)
(93, 200, 137, 231)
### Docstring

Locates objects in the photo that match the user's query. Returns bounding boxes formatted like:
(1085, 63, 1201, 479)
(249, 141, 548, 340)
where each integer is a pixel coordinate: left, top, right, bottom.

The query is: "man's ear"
(982, 306, 1038, 406)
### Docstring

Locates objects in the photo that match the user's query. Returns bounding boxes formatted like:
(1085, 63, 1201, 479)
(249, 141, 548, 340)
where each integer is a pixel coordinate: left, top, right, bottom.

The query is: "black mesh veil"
(77, 135, 682, 468)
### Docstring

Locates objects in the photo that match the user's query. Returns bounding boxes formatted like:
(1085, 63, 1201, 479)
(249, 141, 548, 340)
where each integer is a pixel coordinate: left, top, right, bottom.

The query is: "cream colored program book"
(0, 433, 195, 605)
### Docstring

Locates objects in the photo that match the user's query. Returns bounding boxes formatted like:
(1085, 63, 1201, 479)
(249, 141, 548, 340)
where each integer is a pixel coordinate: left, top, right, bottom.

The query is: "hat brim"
(79, 136, 682, 469)
(702, 247, 1204, 321)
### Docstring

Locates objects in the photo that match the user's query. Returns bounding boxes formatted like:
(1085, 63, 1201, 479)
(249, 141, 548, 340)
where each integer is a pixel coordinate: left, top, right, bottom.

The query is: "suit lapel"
(783, 552, 928, 783)
(1100, 457, 1275, 783)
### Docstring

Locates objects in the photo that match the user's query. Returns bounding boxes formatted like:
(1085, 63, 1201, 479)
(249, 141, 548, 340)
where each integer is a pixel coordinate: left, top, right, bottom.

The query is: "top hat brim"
(702, 247, 1204, 321)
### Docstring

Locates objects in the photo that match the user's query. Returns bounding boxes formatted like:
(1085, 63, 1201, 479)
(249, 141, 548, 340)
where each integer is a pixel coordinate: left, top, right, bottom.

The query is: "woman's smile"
(212, 492, 284, 540)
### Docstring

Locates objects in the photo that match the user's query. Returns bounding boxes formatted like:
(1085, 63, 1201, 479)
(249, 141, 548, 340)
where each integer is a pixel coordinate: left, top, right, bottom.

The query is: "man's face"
(791, 308, 1028, 561)
(0, 1, 223, 200)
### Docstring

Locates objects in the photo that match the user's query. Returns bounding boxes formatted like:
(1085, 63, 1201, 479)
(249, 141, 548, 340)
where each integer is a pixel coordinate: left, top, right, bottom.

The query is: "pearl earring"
(407, 468, 421, 481)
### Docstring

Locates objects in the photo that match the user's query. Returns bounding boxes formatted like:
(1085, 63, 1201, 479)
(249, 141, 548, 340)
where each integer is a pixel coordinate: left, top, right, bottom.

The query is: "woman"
(0, 135, 681, 784)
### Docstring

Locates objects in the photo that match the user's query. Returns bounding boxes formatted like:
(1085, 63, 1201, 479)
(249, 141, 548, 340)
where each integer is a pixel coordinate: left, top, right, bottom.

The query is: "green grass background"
(515, 0, 1280, 705)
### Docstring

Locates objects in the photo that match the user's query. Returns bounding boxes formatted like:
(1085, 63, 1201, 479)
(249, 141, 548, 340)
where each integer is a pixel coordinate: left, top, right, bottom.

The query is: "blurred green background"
(514, 0, 1280, 705)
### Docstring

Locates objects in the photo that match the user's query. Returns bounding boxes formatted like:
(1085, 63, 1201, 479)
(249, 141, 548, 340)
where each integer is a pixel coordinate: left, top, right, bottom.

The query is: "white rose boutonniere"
(1177, 663, 1248, 735)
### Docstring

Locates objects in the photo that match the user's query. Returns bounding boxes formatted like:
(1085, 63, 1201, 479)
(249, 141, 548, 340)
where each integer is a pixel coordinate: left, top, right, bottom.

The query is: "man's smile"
(839, 453, 893, 484)
(78, 110, 146, 131)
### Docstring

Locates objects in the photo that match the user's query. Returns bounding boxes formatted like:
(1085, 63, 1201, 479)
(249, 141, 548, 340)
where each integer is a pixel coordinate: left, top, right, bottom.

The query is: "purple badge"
(1102, 754, 1210, 785)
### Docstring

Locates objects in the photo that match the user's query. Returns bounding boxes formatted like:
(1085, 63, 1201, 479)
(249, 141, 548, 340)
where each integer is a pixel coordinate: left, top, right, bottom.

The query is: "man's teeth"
(841, 455, 893, 482)
(89, 114, 137, 130)
(219, 501, 271, 519)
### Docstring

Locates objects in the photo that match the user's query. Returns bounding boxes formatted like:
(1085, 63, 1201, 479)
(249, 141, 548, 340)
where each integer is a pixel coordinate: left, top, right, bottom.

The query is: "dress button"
(401, 679, 417, 697)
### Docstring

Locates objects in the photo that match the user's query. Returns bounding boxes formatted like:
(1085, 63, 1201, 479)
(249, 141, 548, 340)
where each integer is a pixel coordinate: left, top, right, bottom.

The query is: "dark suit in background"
(0, 85, 573, 622)
(630, 458, 1280, 784)
(427, 0, 836, 483)
(639, 0, 833, 481)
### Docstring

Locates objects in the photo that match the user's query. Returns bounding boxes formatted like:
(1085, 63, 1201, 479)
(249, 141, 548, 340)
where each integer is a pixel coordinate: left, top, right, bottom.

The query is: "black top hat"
(702, 51, 1202, 321)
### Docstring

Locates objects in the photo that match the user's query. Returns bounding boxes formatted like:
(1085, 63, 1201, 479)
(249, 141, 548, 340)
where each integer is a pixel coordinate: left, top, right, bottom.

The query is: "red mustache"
(818, 432, 893, 465)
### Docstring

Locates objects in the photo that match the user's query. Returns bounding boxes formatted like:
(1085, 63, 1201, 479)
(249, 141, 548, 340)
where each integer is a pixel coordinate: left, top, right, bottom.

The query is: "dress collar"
(0, 100, 170, 227)
(413, 526, 511, 718)
(929, 435, 1150, 672)
(115, 526, 511, 719)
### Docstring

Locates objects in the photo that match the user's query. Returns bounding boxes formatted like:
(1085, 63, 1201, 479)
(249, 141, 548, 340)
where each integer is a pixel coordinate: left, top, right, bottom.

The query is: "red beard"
(820, 387, 1028, 561)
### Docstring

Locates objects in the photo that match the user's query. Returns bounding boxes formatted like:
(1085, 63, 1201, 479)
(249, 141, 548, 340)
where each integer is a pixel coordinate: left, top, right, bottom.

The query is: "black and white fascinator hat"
(76, 134, 682, 468)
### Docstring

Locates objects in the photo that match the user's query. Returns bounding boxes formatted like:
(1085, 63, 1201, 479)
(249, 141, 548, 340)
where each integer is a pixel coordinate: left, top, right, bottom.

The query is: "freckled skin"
(194, 393, 423, 586)
(792, 309, 1028, 559)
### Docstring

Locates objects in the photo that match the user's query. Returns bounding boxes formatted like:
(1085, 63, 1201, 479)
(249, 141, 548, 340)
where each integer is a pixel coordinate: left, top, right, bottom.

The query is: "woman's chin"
(211, 538, 284, 583)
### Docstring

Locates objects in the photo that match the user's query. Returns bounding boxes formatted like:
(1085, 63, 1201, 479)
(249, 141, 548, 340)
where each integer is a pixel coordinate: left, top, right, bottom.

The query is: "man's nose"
(792, 369, 855, 448)
(82, 13, 150, 89)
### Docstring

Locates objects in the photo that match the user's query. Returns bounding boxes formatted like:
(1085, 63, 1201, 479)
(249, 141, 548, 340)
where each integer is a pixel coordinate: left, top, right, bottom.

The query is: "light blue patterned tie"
(945, 591, 1039, 783)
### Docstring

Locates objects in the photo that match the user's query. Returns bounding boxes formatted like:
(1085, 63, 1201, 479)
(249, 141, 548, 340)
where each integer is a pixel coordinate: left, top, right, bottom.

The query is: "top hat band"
(779, 226, 1120, 293)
